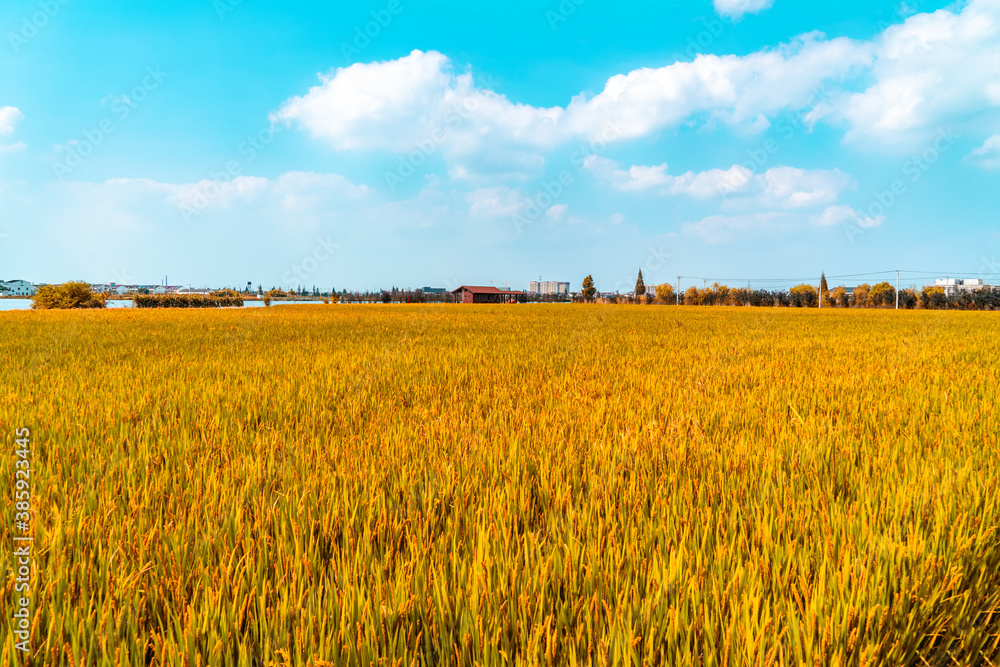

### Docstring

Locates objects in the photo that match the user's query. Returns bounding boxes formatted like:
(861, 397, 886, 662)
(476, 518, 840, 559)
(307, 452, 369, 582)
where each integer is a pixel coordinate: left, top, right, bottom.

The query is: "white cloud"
(610, 213, 625, 225)
(755, 166, 851, 208)
(808, 0, 1000, 144)
(0, 106, 25, 153)
(275, 39, 872, 174)
(466, 186, 525, 217)
(683, 212, 789, 243)
(274, 0, 1000, 172)
(966, 134, 1000, 169)
(713, 0, 774, 21)
(87, 172, 373, 226)
(546, 204, 568, 220)
(0, 106, 22, 136)
(813, 204, 885, 228)
(586, 156, 850, 208)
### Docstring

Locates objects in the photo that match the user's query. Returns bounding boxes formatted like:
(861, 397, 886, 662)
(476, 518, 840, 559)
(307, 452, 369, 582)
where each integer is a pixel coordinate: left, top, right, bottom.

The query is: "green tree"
(634, 269, 646, 303)
(819, 272, 829, 305)
(581, 275, 596, 302)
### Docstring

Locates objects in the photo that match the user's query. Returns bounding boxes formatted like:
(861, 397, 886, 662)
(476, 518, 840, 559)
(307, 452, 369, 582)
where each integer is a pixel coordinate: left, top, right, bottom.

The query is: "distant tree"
(852, 284, 871, 308)
(31, 282, 106, 310)
(581, 275, 597, 302)
(789, 284, 818, 308)
(381, 291, 392, 303)
(634, 269, 646, 303)
(829, 286, 849, 308)
(819, 272, 829, 305)
(869, 282, 895, 308)
(654, 283, 675, 305)
(257, 284, 263, 295)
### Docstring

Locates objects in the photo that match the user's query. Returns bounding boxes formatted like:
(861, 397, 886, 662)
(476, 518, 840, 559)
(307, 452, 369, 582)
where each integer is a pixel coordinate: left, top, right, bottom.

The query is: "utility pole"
(896, 270, 899, 310)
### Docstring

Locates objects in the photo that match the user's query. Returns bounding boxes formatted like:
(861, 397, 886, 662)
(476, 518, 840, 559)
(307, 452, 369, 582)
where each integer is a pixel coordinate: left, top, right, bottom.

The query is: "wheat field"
(1, 305, 998, 665)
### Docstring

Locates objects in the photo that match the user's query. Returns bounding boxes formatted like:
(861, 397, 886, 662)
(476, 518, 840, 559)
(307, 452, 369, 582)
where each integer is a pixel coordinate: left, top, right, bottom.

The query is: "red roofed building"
(451, 285, 526, 304)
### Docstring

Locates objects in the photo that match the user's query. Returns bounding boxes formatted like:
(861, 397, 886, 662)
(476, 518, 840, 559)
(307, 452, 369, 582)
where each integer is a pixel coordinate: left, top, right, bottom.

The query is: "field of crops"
(2, 305, 999, 665)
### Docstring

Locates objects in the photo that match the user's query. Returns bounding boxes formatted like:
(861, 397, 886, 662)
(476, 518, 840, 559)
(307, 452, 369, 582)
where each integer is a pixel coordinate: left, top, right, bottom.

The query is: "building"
(451, 285, 526, 304)
(0, 280, 36, 296)
(935, 278, 985, 297)
(421, 287, 447, 294)
(529, 280, 570, 295)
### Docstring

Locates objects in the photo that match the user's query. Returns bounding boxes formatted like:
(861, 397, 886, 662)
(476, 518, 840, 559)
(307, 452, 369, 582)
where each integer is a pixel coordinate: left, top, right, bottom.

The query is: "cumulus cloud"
(0, 106, 26, 153)
(0, 106, 22, 136)
(713, 0, 775, 21)
(273, 0, 1000, 172)
(807, 0, 1000, 144)
(274, 39, 872, 172)
(966, 134, 1000, 169)
(813, 204, 885, 229)
(586, 156, 851, 208)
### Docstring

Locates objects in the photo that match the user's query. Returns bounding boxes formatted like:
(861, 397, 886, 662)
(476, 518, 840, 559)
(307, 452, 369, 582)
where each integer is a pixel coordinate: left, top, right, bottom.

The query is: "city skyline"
(1, 0, 998, 290)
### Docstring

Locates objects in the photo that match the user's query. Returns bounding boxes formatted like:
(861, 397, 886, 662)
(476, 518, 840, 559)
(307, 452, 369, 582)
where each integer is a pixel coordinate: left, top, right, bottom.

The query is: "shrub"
(31, 282, 106, 309)
(134, 293, 243, 308)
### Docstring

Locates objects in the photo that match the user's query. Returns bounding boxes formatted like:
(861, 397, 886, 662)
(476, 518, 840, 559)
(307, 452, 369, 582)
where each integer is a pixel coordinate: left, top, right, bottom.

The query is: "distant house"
(935, 278, 986, 297)
(0, 280, 35, 296)
(451, 285, 526, 304)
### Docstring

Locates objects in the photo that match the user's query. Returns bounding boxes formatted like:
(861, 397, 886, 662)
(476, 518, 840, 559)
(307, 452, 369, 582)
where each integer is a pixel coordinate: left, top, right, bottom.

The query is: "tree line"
(577, 272, 1000, 310)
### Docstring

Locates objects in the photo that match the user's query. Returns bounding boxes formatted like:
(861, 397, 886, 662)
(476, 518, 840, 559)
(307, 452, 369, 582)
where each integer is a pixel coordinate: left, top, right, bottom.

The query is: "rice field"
(1, 305, 998, 665)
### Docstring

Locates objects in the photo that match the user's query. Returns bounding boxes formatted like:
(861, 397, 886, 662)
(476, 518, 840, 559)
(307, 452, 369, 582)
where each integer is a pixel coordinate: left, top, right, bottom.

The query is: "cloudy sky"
(1, 0, 998, 292)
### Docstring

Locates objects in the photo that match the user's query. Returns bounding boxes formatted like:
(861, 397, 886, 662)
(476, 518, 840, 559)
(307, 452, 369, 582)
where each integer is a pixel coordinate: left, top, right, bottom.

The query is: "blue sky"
(1, 0, 998, 292)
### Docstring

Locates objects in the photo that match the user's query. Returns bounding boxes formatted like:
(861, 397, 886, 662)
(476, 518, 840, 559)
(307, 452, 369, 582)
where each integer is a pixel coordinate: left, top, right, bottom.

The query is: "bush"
(31, 282, 106, 309)
(134, 293, 244, 308)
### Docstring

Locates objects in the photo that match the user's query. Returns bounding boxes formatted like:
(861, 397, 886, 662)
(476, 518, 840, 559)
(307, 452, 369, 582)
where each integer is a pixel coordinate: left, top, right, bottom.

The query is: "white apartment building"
(935, 278, 985, 297)
(529, 280, 570, 295)
(0, 280, 36, 296)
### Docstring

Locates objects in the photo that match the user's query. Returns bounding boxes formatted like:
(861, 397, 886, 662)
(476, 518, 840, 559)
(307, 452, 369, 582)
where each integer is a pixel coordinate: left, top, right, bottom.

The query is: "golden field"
(1, 305, 999, 666)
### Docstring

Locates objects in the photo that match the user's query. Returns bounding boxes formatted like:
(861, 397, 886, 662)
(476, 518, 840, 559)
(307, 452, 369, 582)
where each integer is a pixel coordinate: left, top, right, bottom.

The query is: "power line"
(671, 270, 999, 287)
